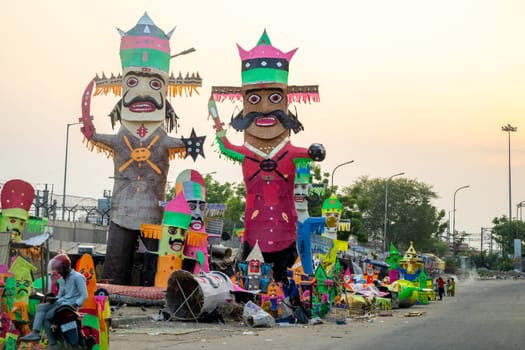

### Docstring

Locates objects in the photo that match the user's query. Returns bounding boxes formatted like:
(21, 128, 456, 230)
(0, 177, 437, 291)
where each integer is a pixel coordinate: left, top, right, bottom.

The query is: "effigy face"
(14, 277, 31, 303)
(0, 217, 25, 242)
(120, 67, 168, 126)
(160, 225, 186, 257)
(77, 254, 96, 289)
(294, 183, 310, 213)
(242, 87, 288, 141)
(187, 200, 206, 232)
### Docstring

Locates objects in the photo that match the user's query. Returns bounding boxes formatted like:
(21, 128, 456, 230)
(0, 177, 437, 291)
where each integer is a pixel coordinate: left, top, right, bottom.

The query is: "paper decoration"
(181, 128, 206, 161)
(76, 253, 97, 309)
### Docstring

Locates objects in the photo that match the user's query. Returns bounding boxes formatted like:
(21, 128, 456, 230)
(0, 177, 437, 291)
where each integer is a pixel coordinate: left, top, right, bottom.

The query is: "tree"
(450, 230, 469, 256)
(491, 216, 525, 257)
(342, 176, 447, 251)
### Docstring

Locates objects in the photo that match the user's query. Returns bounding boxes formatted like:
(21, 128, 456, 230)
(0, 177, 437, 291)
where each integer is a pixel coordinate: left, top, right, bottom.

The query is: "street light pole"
(330, 160, 355, 193)
(61, 122, 81, 220)
(383, 172, 405, 252)
(501, 124, 517, 222)
(452, 185, 470, 252)
(517, 201, 525, 221)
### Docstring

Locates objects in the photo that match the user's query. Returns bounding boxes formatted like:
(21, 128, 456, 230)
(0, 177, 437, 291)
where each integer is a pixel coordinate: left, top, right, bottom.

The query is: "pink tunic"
(218, 137, 310, 253)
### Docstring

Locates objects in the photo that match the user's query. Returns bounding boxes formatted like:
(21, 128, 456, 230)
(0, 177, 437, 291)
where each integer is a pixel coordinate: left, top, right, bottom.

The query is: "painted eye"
(150, 79, 162, 90)
(247, 94, 261, 105)
(126, 77, 138, 87)
(269, 93, 283, 104)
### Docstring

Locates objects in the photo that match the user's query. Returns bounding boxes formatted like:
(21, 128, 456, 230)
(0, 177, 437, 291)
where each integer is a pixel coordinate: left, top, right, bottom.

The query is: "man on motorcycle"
(20, 253, 88, 349)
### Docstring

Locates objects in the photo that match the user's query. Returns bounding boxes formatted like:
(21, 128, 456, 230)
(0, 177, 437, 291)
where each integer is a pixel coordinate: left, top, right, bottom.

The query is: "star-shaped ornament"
(182, 128, 206, 161)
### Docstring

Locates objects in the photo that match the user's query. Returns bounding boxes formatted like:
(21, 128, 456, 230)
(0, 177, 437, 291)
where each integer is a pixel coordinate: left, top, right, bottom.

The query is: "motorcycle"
(50, 304, 95, 349)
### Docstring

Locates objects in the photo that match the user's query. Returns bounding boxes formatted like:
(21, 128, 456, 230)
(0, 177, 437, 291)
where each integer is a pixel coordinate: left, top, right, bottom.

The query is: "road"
(110, 278, 525, 350)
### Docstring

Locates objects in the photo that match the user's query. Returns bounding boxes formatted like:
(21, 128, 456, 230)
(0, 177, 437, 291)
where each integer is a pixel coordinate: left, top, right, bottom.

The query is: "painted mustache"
(231, 110, 303, 133)
(169, 237, 185, 245)
(122, 93, 164, 110)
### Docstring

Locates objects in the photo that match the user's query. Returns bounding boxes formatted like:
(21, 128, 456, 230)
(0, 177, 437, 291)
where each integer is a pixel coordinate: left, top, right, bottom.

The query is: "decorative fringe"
(168, 147, 186, 160)
(211, 85, 320, 104)
(140, 224, 162, 240)
(211, 86, 242, 103)
(212, 92, 243, 102)
(293, 157, 311, 171)
(84, 138, 114, 158)
(93, 71, 202, 98)
(186, 231, 208, 247)
(215, 135, 245, 163)
(288, 92, 320, 104)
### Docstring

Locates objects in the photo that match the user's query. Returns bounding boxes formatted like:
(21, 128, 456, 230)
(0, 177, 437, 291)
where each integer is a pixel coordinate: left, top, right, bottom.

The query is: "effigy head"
(322, 195, 343, 235)
(159, 192, 192, 256)
(118, 12, 173, 126)
(231, 31, 303, 140)
(175, 169, 206, 232)
(0, 179, 35, 241)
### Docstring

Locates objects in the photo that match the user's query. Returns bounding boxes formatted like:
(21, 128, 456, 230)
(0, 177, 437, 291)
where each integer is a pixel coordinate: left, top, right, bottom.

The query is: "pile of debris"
(476, 268, 525, 280)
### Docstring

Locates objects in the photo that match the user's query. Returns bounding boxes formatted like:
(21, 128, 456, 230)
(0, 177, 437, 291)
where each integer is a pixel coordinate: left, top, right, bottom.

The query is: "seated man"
(20, 253, 88, 349)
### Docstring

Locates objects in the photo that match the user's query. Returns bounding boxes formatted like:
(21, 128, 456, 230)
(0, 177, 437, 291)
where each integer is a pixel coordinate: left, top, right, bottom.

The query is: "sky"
(1, 0, 524, 245)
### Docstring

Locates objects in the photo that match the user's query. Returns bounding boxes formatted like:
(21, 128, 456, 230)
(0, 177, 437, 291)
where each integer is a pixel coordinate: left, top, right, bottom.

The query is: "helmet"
(49, 254, 71, 271)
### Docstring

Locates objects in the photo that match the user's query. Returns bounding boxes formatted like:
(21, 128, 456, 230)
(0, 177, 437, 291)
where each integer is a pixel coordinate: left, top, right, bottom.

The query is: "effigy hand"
(308, 143, 326, 161)
(79, 78, 96, 139)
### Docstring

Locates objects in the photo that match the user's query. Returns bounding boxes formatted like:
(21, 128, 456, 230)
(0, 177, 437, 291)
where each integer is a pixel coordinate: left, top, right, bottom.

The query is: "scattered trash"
(309, 317, 323, 325)
(404, 311, 424, 317)
(243, 301, 275, 328)
(242, 331, 254, 335)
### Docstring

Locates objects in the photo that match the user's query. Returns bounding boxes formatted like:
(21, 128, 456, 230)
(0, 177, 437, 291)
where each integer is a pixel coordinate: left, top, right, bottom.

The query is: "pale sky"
(1, 1, 524, 244)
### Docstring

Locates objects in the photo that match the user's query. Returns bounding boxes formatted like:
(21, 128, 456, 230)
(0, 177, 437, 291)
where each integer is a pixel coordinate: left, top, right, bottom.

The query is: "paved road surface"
(111, 279, 525, 350)
(346, 278, 524, 350)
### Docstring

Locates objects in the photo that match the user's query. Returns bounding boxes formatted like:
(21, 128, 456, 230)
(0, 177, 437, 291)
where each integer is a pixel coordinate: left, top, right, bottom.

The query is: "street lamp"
(383, 172, 405, 252)
(501, 124, 517, 222)
(517, 201, 525, 221)
(452, 185, 470, 251)
(331, 160, 355, 192)
(61, 122, 81, 220)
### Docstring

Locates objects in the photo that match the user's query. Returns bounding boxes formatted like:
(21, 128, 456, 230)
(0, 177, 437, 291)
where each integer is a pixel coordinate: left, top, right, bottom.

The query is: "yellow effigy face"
(0, 216, 26, 242)
(159, 225, 186, 257)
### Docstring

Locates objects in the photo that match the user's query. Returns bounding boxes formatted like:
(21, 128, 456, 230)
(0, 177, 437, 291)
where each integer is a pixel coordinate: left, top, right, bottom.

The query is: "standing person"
(446, 278, 451, 296)
(450, 277, 456, 296)
(437, 277, 445, 301)
(20, 254, 88, 349)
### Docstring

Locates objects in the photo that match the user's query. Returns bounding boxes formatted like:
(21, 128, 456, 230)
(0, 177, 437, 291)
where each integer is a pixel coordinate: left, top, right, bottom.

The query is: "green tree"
(342, 176, 447, 251)
(450, 230, 469, 256)
(491, 216, 525, 257)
